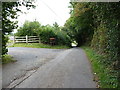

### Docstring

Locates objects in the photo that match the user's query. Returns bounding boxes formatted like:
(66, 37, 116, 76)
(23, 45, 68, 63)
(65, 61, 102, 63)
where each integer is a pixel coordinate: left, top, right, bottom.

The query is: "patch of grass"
(81, 46, 118, 88)
(8, 39, 13, 43)
(2, 54, 16, 64)
(10, 43, 70, 49)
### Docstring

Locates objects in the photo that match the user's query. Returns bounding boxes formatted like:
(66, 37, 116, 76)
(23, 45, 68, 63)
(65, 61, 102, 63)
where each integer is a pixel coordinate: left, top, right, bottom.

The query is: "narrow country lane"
(4, 47, 97, 88)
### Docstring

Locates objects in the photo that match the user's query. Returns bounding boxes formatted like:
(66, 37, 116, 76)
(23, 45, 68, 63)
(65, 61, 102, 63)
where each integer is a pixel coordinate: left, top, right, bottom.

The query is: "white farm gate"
(13, 35, 40, 43)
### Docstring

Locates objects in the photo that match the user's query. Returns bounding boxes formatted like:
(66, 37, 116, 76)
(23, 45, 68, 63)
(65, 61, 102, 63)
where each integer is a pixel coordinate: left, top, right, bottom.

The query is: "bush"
(39, 29, 56, 44)
(39, 28, 71, 46)
(55, 31, 71, 46)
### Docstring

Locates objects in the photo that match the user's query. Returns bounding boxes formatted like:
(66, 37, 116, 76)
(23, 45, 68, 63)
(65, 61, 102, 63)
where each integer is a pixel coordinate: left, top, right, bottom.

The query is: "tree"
(15, 20, 41, 36)
(64, 3, 94, 46)
(53, 22, 59, 31)
(2, 1, 36, 55)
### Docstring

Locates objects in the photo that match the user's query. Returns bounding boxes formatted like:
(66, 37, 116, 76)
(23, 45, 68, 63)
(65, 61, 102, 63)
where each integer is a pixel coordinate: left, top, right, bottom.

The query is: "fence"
(13, 35, 40, 43)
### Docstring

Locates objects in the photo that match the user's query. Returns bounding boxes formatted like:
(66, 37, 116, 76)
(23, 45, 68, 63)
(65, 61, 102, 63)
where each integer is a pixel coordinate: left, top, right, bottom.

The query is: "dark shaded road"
(3, 47, 96, 88)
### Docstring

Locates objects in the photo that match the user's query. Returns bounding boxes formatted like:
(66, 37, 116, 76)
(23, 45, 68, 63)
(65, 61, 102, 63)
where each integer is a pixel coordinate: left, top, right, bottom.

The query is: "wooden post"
(39, 36, 41, 43)
(26, 35, 28, 43)
(13, 35, 15, 44)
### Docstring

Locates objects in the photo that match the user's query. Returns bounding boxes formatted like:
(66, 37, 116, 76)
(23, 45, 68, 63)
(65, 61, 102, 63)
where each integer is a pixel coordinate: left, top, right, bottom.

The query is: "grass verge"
(2, 54, 16, 64)
(10, 43, 70, 49)
(81, 46, 118, 88)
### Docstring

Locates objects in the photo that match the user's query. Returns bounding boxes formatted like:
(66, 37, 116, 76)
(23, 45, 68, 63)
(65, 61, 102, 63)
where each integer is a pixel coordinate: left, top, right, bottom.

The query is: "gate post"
(13, 35, 15, 44)
(26, 35, 28, 43)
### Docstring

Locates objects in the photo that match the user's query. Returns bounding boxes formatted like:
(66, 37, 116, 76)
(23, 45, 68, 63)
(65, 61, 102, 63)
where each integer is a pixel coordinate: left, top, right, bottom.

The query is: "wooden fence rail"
(13, 35, 40, 43)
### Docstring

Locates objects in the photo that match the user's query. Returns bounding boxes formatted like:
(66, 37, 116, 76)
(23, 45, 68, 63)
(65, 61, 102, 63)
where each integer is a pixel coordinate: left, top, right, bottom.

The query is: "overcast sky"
(17, 0, 71, 28)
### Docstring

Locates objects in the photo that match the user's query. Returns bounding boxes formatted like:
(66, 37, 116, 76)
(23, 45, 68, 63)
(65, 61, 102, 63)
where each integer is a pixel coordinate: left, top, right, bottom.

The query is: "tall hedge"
(91, 3, 120, 68)
(90, 3, 120, 88)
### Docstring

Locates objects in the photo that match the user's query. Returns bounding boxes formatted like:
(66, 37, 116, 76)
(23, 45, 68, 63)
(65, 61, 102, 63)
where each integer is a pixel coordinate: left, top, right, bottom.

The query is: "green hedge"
(39, 29, 71, 46)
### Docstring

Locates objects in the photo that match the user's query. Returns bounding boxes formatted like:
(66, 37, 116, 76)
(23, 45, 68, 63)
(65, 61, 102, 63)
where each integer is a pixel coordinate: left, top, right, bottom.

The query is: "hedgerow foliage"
(91, 3, 120, 67)
(90, 3, 120, 88)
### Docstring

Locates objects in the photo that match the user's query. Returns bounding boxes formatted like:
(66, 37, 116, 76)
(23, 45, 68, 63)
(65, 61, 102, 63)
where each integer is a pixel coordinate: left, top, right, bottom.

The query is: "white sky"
(17, 0, 71, 29)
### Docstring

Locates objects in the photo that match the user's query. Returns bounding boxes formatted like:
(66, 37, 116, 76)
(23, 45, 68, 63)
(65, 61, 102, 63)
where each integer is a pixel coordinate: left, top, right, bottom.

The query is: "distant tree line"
(15, 21, 71, 46)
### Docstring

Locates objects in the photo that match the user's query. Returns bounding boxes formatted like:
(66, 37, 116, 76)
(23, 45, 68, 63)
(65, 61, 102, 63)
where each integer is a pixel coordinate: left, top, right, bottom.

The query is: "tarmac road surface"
(3, 47, 96, 88)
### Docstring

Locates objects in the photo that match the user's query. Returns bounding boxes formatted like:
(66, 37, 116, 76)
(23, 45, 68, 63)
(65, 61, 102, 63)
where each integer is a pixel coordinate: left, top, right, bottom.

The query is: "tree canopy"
(15, 20, 41, 36)
(64, 3, 94, 46)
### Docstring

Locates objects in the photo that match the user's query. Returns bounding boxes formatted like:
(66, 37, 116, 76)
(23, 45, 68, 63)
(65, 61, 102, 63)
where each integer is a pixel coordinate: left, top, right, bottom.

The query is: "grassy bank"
(10, 43, 70, 49)
(82, 46, 118, 88)
(2, 54, 16, 64)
